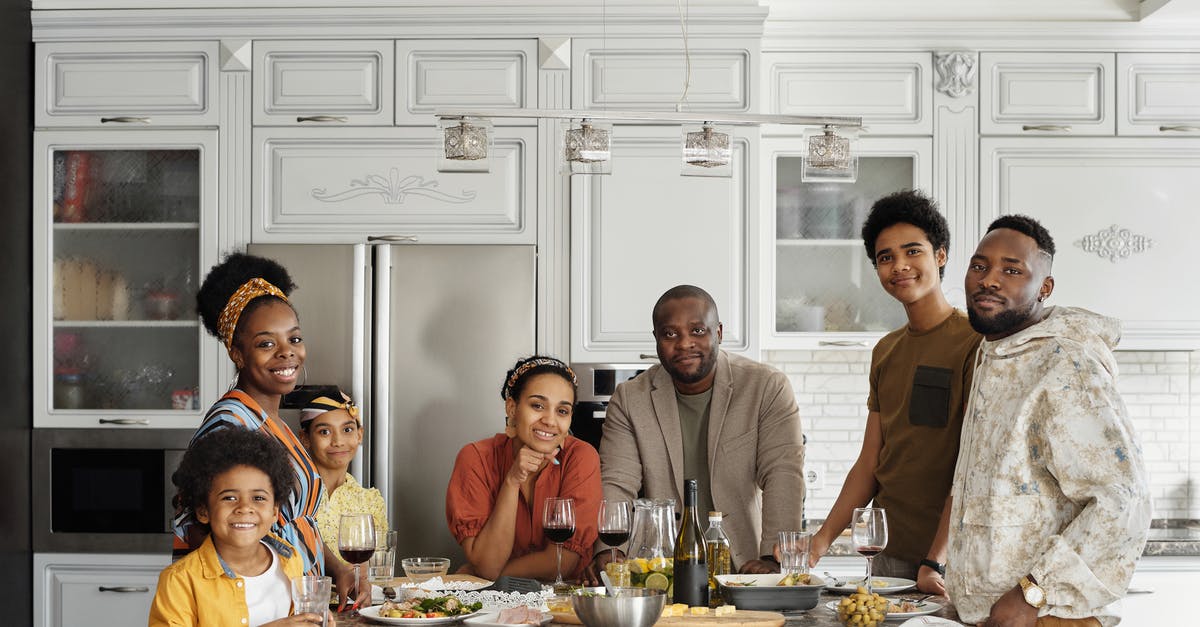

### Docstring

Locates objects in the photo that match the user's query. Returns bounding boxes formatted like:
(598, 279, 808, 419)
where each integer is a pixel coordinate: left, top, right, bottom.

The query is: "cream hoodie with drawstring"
(946, 306, 1152, 626)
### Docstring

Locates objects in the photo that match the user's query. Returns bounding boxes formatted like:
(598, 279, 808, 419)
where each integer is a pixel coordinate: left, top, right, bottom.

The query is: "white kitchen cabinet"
(572, 38, 753, 112)
(395, 39, 537, 126)
(36, 41, 219, 128)
(252, 126, 535, 244)
(1117, 53, 1200, 137)
(33, 129, 220, 429)
(571, 125, 756, 363)
(761, 136, 933, 350)
(34, 552, 168, 627)
(980, 137, 1200, 349)
(253, 40, 395, 126)
(764, 52, 933, 135)
(1121, 556, 1200, 627)
(980, 52, 1115, 136)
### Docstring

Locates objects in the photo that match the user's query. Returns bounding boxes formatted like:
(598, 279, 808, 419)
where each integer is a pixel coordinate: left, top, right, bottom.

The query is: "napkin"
(898, 617, 965, 626)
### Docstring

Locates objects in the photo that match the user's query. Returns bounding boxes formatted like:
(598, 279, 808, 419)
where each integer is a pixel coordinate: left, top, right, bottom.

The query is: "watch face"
(1024, 585, 1045, 606)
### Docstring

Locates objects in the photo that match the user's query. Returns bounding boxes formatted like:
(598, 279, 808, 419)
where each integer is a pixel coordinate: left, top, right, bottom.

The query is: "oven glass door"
(50, 448, 169, 534)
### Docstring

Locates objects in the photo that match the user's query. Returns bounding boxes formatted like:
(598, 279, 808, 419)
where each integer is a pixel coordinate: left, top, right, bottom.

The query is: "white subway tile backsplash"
(768, 349, 1200, 522)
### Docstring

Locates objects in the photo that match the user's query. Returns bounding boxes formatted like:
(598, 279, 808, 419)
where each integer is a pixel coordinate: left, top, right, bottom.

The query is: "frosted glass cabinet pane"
(774, 155, 916, 335)
(50, 147, 201, 412)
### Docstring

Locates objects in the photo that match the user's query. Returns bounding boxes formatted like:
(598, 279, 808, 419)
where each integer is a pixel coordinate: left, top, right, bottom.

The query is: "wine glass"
(543, 496, 576, 592)
(598, 499, 632, 586)
(850, 507, 888, 595)
(338, 513, 376, 616)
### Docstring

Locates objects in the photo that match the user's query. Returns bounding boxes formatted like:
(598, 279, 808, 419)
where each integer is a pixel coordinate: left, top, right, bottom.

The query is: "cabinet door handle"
(367, 235, 419, 243)
(1021, 124, 1071, 132)
(297, 115, 349, 123)
(637, 354, 660, 361)
(98, 418, 151, 426)
(818, 340, 869, 347)
(1160, 125, 1200, 132)
(98, 586, 150, 593)
(100, 117, 151, 124)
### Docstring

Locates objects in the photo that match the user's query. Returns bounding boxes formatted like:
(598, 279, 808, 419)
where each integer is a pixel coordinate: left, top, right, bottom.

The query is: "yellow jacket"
(149, 533, 305, 627)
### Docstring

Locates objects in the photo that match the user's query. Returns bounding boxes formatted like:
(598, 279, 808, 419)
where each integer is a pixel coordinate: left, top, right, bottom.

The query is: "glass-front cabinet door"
(761, 136, 933, 348)
(34, 130, 218, 428)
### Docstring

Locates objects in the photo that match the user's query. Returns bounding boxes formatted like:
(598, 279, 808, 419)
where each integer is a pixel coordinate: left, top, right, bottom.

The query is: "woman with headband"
(174, 252, 366, 609)
(298, 391, 388, 565)
(445, 356, 602, 582)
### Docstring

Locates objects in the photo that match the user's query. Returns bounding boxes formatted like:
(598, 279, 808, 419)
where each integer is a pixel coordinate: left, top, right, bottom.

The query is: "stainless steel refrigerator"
(249, 243, 536, 563)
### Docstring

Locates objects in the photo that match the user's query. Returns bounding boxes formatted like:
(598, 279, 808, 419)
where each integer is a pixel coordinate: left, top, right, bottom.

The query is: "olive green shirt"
(677, 388, 715, 519)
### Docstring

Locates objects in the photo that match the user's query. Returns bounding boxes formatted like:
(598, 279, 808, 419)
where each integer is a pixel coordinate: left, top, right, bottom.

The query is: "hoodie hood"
(981, 305, 1121, 375)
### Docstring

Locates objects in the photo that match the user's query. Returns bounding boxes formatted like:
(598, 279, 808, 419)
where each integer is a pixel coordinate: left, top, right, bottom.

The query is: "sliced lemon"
(644, 572, 670, 591)
(649, 556, 671, 572)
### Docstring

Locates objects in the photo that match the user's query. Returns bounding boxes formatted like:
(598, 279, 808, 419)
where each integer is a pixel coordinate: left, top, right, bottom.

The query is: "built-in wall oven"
(33, 428, 192, 553)
(570, 364, 650, 451)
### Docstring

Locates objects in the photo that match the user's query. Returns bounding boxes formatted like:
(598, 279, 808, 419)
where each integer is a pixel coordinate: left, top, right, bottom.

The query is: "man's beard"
(968, 298, 1037, 337)
(663, 352, 717, 385)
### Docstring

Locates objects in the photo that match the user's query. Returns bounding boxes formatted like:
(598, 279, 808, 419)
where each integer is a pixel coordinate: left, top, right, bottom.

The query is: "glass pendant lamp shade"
(438, 117, 493, 173)
(802, 126, 857, 182)
(563, 119, 612, 175)
(681, 123, 732, 178)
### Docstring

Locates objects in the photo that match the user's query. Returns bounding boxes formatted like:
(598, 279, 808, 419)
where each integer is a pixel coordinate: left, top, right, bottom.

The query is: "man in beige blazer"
(583, 285, 805, 582)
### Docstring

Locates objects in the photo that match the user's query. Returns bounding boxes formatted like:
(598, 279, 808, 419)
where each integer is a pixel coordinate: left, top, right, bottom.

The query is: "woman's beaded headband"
(217, 277, 289, 351)
(504, 357, 577, 400)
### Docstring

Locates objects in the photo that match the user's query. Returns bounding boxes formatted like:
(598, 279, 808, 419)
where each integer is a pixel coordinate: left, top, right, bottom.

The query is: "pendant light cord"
(676, 0, 691, 112)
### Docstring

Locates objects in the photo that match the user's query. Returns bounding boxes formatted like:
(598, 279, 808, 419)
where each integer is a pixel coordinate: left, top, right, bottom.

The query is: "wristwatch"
(918, 559, 945, 576)
(1019, 575, 1046, 608)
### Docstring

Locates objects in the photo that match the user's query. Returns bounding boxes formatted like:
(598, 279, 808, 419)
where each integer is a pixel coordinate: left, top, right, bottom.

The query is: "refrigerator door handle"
(350, 244, 368, 482)
(371, 245, 392, 510)
(367, 235, 419, 243)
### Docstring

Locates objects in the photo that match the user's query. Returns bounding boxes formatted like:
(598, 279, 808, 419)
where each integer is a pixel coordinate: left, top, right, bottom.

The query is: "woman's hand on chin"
(505, 444, 551, 487)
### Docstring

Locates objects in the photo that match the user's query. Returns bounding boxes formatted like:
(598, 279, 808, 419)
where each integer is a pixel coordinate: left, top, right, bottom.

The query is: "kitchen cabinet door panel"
(573, 39, 751, 112)
(253, 40, 395, 126)
(396, 40, 536, 126)
(766, 52, 932, 135)
(1118, 53, 1200, 136)
(35, 553, 168, 627)
(253, 127, 534, 243)
(981, 137, 1200, 348)
(36, 41, 217, 128)
(980, 52, 1114, 136)
(572, 126, 754, 362)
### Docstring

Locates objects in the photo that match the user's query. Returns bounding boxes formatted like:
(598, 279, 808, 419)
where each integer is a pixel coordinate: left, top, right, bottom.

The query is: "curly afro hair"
(860, 190, 951, 278)
(195, 252, 298, 341)
(172, 427, 296, 519)
(986, 214, 1056, 259)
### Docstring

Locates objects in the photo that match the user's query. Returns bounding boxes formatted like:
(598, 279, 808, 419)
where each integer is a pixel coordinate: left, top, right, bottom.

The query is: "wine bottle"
(673, 479, 709, 607)
(704, 511, 732, 607)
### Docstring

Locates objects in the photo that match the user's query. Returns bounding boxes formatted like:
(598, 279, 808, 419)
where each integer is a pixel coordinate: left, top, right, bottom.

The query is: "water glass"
(778, 531, 812, 577)
(368, 530, 399, 587)
(291, 575, 331, 627)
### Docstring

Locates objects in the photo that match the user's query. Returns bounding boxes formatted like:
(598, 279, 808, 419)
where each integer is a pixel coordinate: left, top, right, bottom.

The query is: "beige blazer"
(598, 351, 805, 567)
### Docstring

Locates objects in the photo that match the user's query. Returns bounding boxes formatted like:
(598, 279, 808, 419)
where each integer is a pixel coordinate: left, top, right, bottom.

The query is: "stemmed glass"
(850, 507, 888, 595)
(338, 513, 376, 616)
(543, 497, 576, 592)
(598, 499, 632, 585)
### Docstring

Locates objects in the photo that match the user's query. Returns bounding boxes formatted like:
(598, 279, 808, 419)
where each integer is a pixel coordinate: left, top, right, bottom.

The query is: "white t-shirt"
(242, 543, 294, 627)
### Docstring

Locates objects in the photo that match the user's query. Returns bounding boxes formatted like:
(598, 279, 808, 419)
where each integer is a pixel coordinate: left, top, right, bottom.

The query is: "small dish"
(716, 573, 825, 611)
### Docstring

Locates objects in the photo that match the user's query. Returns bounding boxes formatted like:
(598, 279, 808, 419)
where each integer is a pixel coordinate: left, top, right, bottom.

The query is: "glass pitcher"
(625, 498, 677, 589)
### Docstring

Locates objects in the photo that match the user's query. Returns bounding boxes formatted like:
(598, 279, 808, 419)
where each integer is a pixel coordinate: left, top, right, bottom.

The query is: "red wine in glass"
(599, 530, 631, 547)
(544, 525, 576, 544)
(856, 545, 884, 558)
(339, 547, 376, 564)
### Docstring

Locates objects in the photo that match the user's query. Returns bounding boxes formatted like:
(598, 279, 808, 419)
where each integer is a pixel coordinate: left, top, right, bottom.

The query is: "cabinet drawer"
(36, 41, 217, 128)
(765, 52, 932, 135)
(35, 553, 168, 627)
(253, 127, 535, 243)
(254, 40, 395, 126)
(1118, 53, 1200, 136)
(573, 39, 750, 112)
(980, 52, 1114, 136)
(396, 40, 536, 126)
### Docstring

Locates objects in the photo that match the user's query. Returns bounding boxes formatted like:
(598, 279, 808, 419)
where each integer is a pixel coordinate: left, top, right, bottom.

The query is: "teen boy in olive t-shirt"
(807, 191, 981, 596)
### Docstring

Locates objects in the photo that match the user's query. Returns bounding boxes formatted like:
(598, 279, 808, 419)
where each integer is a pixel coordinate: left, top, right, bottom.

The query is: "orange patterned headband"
(504, 357, 577, 400)
(218, 277, 289, 350)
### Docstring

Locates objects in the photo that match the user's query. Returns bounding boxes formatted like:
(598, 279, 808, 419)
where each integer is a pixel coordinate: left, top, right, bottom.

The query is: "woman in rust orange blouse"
(445, 356, 601, 582)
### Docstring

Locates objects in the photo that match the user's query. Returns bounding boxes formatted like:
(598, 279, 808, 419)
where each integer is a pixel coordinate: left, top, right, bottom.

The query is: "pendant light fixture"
(681, 122, 732, 178)
(802, 125, 858, 182)
(563, 118, 613, 175)
(437, 117, 492, 173)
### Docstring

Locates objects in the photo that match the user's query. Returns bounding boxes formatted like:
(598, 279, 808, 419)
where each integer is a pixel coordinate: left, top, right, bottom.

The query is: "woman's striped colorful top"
(171, 389, 326, 576)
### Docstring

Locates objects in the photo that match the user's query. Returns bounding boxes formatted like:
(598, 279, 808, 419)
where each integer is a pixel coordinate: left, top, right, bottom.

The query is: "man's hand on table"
(580, 549, 621, 586)
(916, 564, 946, 595)
(737, 558, 780, 574)
(980, 586, 1037, 627)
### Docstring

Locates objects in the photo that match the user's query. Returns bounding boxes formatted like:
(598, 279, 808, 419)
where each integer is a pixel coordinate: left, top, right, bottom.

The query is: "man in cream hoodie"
(947, 215, 1151, 627)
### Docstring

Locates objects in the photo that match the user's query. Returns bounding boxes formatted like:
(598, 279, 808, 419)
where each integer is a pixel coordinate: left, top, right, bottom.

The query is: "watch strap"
(918, 558, 945, 576)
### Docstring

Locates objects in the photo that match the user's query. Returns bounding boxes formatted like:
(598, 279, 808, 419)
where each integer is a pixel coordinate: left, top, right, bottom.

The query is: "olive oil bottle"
(673, 479, 709, 607)
(704, 511, 732, 607)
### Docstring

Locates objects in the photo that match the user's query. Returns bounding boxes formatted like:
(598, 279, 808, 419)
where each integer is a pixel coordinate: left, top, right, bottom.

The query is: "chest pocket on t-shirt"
(909, 365, 952, 428)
